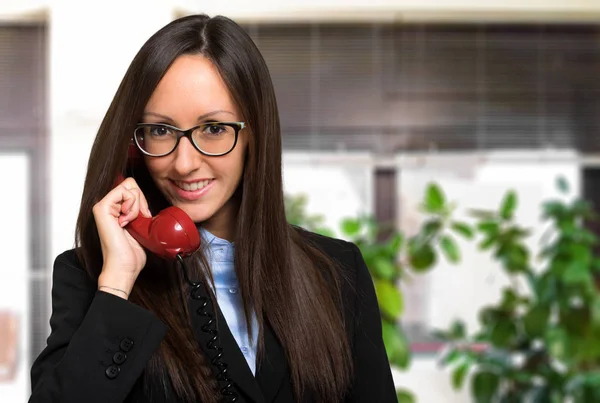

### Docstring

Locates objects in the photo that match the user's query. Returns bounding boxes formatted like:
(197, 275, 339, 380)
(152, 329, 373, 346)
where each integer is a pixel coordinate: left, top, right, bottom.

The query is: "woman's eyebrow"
(142, 110, 235, 122)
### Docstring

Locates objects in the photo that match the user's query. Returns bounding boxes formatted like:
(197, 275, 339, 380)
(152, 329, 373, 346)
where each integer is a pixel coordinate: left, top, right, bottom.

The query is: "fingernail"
(145, 208, 152, 218)
(121, 220, 129, 227)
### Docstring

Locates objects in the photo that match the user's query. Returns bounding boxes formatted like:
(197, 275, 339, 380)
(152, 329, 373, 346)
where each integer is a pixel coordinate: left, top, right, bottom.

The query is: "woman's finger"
(118, 187, 141, 226)
(94, 184, 134, 220)
(121, 178, 151, 218)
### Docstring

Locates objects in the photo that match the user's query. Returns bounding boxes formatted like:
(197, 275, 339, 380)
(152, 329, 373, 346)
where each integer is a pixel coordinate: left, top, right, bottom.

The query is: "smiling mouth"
(173, 179, 214, 191)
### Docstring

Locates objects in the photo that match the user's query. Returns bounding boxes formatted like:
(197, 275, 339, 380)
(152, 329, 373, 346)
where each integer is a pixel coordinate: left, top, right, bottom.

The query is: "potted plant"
(433, 177, 600, 402)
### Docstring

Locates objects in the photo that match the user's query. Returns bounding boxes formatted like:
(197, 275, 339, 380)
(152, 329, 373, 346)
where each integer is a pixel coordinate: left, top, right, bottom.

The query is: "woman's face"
(142, 54, 247, 239)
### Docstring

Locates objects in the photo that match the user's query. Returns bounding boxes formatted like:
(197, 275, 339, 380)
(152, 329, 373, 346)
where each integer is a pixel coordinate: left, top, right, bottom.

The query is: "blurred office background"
(2, 0, 600, 402)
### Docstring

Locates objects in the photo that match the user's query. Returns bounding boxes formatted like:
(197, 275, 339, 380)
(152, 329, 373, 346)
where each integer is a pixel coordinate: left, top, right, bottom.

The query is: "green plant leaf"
(528, 386, 553, 403)
(477, 220, 500, 235)
(341, 218, 361, 236)
(408, 242, 437, 272)
(381, 321, 410, 369)
(440, 348, 466, 366)
(477, 349, 512, 371)
(471, 371, 500, 403)
(500, 191, 518, 220)
(478, 236, 496, 251)
(571, 243, 593, 264)
(534, 272, 557, 304)
(591, 297, 600, 327)
(387, 233, 404, 255)
(562, 261, 590, 285)
(500, 243, 530, 273)
(572, 199, 594, 219)
(381, 321, 398, 359)
(546, 327, 569, 360)
(424, 183, 446, 213)
(557, 176, 569, 194)
(566, 373, 600, 401)
(565, 374, 586, 394)
(394, 327, 411, 369)
(502, 226, 532, 241)
(396, 388, 416, 403)
(560, 307, 590, 337)
(422, 219, 443, 238)
(363, 216, 379, 241)
(440, 235, 461, 263)
(372, 257, 398, 281)
(452, 361, 470, 389)
(451, 221, 474, 239)
(450, 320, 467, 339)
(478, 306, 501, 327)
(489, 318, 517, 348)
(582, 372, 600, 388)
(512, 371, 534, 384)
(499, 288, 519, 312)
(374, 279, 404, 319)
(468, 208, 497, 220)
(432, 329, 452, 342)
(542, 201, 566, 220)
(523, 305, 550, 338)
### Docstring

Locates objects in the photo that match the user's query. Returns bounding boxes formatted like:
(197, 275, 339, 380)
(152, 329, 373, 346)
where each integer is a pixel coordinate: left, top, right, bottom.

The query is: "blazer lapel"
(255, 323, 288, 402)
(188, 291, 266, 403)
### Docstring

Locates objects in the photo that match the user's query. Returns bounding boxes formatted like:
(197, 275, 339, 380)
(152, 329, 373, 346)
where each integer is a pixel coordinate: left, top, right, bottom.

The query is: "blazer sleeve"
(29, 251, 167, 403)
(346, 242, 398, 402)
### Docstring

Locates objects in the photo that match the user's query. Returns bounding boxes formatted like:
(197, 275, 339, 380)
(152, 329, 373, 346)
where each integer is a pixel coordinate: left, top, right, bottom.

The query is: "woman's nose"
(172, 137, 202, 175)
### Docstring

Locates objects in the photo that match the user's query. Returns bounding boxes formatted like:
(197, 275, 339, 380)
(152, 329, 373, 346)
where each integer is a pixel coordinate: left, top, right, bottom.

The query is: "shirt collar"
(199, 227, 235, 263)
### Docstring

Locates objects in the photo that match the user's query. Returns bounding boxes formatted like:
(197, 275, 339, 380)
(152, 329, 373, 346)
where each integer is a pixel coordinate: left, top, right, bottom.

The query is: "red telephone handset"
(115, 174, 200, 260)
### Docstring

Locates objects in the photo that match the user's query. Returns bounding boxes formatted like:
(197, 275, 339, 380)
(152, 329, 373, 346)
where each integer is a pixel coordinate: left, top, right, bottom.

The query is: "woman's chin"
(180, 209, 213, 223)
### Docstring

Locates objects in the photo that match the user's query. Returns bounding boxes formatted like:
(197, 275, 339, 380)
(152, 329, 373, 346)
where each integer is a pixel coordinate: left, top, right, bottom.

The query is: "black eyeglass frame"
(133, 121, 246, 157)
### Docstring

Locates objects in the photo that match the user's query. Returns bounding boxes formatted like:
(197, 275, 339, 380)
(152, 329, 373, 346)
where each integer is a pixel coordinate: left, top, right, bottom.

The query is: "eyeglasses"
(133, 122, 245, 157)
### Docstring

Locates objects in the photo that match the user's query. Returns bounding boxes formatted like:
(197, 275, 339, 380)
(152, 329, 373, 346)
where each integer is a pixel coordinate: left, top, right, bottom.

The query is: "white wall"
(282, 152, 374, 238)
(0, 154, 30, 401)
(177, 0, 600, 22)
(0, 0, 46, 21)
(9, 0, 598, 22)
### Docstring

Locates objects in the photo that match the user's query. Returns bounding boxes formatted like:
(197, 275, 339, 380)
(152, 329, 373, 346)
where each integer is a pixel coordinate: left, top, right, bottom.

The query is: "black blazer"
(29, 232, 397, 402)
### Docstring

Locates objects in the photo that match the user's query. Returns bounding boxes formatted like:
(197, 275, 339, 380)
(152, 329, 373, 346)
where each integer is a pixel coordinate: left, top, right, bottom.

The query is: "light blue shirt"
(199, 227, 259, 375)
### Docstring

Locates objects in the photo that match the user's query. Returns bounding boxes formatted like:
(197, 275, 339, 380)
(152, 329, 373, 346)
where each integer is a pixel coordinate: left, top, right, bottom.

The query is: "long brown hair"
(75, 14, 353, 402)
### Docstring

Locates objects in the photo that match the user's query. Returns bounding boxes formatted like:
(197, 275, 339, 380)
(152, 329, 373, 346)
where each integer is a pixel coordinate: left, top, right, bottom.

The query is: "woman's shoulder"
(52, 248, 96, 287)
(54, 248, 85, 269)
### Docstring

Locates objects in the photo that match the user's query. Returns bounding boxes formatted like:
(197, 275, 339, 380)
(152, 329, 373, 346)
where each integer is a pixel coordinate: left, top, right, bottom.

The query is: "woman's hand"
(92, 177, 152, 299)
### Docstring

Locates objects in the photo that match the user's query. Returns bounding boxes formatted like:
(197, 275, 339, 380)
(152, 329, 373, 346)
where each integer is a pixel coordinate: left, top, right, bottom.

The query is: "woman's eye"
(150, 126, 170, 136)
(205, 125, 226, 136)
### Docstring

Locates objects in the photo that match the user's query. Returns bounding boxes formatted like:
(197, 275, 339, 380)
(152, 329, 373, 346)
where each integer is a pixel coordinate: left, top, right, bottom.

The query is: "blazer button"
(105, 364, 120, 379)
(113, 351, 127, 365)
(120, 337, 134, 352)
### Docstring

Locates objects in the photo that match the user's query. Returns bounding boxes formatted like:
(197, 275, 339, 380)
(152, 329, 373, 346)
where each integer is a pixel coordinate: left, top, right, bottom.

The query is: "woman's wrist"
(98, 285, 129, 299)
(98, 271, 136, 300)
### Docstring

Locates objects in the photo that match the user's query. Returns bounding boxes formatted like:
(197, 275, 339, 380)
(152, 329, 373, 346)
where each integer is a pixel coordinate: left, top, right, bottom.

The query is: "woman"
(29, 14, 396, 403)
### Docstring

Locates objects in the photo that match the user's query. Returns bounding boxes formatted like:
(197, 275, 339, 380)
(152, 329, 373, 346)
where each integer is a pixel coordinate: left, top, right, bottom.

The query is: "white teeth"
(175, 179, 211, 191)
